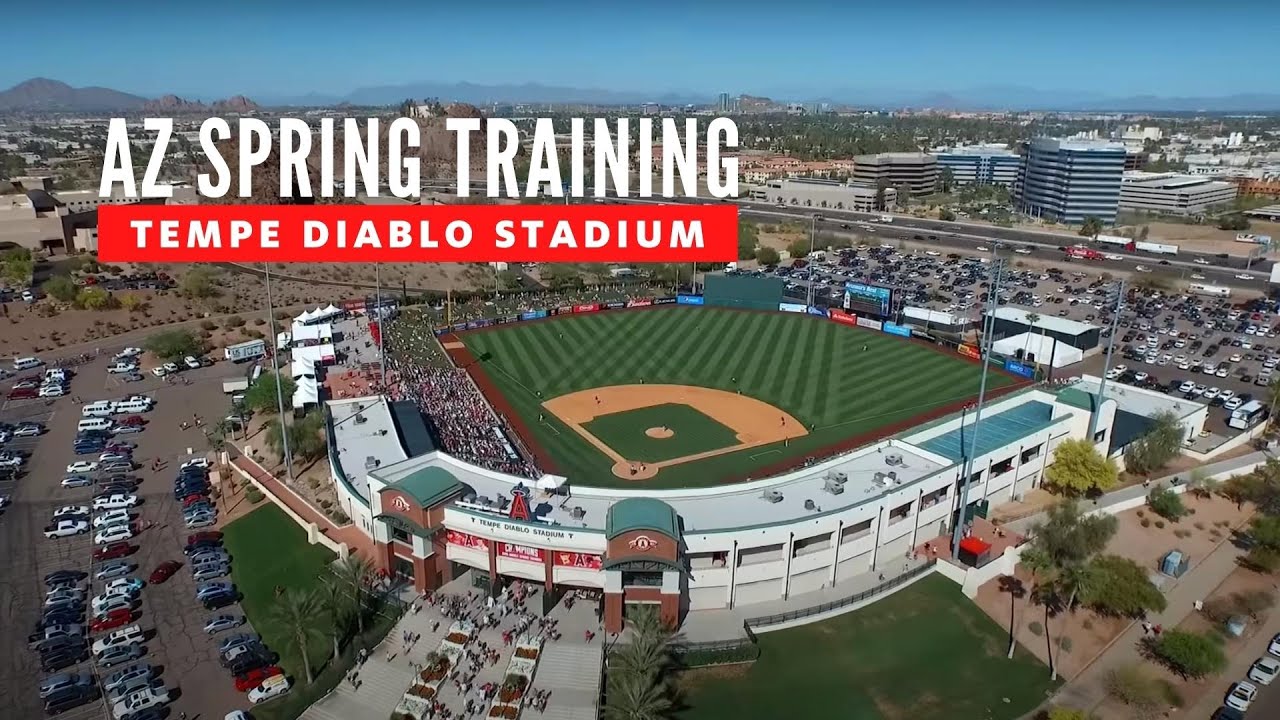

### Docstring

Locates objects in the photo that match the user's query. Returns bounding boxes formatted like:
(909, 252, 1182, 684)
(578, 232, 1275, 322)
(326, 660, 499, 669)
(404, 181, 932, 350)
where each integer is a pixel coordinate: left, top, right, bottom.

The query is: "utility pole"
(264, 263, 295, 482)
(1088, 278, 1126, 441)
(951, 247, 1005, 558)
(806, 214, 818, 307)
(376, 263, 387, 390)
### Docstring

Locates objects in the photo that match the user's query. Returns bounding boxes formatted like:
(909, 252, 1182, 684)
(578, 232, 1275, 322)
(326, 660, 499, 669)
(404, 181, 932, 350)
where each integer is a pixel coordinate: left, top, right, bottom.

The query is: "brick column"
(603, 593, 624, 633)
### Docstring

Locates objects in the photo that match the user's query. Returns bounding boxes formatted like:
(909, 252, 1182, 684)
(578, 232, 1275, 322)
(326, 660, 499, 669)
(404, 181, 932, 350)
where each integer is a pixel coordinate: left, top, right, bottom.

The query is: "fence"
(673, 625, 762, 667)
(744, 560, 938, 629)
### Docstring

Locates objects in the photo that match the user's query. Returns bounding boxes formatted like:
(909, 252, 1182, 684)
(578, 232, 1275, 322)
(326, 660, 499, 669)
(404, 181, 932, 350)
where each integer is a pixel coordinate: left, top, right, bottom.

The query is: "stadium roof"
(605, 498, 680, 540)
(915, 401, 1059, 462)
(988, 307, 1099, 337)
(391, 466, 465, 508)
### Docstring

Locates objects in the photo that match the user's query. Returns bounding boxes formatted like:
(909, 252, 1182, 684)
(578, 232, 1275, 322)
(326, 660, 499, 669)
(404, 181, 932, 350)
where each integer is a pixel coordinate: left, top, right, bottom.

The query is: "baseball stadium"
(325, 274, 1155, 632)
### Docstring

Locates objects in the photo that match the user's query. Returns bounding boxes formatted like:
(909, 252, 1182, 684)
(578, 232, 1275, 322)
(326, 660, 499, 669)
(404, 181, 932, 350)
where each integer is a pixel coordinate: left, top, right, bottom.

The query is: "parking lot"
(0, 349, 260, 719)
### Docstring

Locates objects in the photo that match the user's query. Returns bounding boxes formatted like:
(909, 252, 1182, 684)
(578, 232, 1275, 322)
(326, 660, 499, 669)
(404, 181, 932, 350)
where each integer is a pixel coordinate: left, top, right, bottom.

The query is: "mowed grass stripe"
(628, 309, 695, 380)
(806, 321, 836, 421)
(688, 310, 751, 381)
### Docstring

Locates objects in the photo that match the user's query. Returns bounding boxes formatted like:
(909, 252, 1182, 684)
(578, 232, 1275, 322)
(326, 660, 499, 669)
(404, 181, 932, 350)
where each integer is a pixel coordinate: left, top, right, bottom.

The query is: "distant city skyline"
(4, 0, 1279, 104)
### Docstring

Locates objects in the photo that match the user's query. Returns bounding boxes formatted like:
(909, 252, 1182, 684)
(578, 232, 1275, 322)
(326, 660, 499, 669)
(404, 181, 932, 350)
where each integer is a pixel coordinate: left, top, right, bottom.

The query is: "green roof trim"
(1057, 387, 1101, 412)
(605, 497, 680, 541)
(392, 466, 464, 509)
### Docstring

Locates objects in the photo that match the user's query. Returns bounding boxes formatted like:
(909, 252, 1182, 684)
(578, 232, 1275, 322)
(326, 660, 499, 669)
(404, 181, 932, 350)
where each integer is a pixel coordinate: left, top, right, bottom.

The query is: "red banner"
(828, 308, 857, 326)
(342, 298, 366, 311)
(497, 542, 545, 563)
(626, 298, 654, 308)
(446, 530, 489, 552)
(368, 320, 381, 347)
(573, 303, 600, 314)
(958, 344, 981, 359)
(98, 204, 739, 263)
(553, 551, 603, 570)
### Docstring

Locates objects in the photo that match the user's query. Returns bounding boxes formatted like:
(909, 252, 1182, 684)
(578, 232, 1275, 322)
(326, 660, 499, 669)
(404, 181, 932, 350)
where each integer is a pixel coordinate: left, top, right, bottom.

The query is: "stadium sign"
(676, 294, 705, 305)
(882, 321, 911, 338)
(856, 316, 882, 331)
(827, 308, 856, 326)
(1004, 359, 1035, 378)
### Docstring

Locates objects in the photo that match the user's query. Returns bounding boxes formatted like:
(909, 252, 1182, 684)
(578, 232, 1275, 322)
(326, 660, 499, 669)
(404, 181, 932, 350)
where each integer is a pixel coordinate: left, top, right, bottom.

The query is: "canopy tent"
(289, 321, 333, 344)
(535, 474, 568, 491)
(292, 375, 319, 409)
(294, 304, 343, 325)
(991, 332, 1083, 368)
(290, 357, 316, 379)
(292, 344, 335, 367)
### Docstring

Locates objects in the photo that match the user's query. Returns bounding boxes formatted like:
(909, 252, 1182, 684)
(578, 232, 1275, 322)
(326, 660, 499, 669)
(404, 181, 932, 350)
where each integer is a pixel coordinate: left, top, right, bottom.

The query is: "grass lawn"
(223, 504, 337, 683)
(582, 403, 741, 462)
(677, 574, 1057, 720)
(461, 307, 1013, 488)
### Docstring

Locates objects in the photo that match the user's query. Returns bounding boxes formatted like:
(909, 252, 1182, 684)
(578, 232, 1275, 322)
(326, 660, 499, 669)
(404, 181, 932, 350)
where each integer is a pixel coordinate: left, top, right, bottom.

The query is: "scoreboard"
(843, 281, 895, 318)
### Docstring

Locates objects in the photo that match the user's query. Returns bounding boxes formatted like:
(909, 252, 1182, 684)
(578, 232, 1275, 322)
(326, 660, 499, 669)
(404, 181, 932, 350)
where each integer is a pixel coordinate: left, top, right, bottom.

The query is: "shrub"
(1193, 522, 1206, 531)
(226, 315, 246, 328)
(1104, 665, 1163, 716)
(1058, 636, 1073, 653)
(1081, 618, 1094, 631)
(1147, 487, 1187, 521)
(245, 487, 264, 504)
(1028, 620, 1044, 636)
(1140, 518, 1151, 528)
(1154, 520, 1165, 529)
(1136, 509, 1145, 518)
(1149, 630, 1227, 678)
(200, 320, 217, 331)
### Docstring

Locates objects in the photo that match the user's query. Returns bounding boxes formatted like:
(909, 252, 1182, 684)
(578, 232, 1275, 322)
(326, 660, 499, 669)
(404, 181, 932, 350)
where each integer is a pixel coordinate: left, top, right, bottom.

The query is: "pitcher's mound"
(645, 426, 675, 439)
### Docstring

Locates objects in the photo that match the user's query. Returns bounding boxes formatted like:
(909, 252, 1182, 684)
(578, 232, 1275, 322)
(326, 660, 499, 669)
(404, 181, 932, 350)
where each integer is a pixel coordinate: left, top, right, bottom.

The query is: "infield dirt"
(543, 384, 807, 480)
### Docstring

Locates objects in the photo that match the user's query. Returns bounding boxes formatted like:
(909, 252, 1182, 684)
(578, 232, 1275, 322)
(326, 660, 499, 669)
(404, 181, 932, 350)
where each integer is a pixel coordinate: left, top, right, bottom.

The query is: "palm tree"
(332, 554, 375, 634)
(271, 588, 323, 684)
(614, 606, 677, 678)
(1009, 546, 1053, 660)
(604, 672, 673, 720)
(1023, 312, 1041, 361)
(320, 579, 351, 663)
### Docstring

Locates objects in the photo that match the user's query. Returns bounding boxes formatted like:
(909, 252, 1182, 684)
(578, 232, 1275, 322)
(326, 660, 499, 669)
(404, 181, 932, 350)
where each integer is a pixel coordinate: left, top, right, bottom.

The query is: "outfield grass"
(583, 404, 740, 463)
(223, 504, 337, 682)
(677, 574, 1057, 720)
(462, 307, 1012, 488)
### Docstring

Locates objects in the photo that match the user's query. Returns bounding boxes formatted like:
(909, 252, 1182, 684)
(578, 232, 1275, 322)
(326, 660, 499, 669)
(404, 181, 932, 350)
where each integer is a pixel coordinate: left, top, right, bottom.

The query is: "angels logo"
(628, 535, 658, 552)
(391, 495, 411, 513)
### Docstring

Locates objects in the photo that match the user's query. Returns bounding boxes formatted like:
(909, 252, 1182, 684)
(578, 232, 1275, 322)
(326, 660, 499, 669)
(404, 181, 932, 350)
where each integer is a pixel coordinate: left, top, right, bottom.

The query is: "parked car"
(93, 542, 137, 562)
(95, 560, 135, 581)
(96, 642, 144, 668)
(102, 662, 155, 696)
(94, 524, 136, 545)
(44, 520, 89, 539)
(91, 608, 135, 633)
(148, 560, 182, 584)
(248, 675, 291, 704)
(43, 684, 99, 715)
(234, 665, 283, 692)
(38, 671, 94, 699)
(65, 461, 99, 474)
(61, 475, 92, 488)
(204, 614, 244, 634)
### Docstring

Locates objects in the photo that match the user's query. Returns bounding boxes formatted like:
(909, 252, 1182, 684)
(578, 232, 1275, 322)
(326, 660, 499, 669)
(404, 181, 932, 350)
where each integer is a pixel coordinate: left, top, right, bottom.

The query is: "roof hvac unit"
(886, 471, 899, 483)
(803, 499, 821, 512)
(354, 414, 367, 425)
(884, 453, 903, 466)
(761, 490, 784, 504)
(570, 506, 586, 520)
(823, 478, 846, 495)
(363, 455, 378, 471)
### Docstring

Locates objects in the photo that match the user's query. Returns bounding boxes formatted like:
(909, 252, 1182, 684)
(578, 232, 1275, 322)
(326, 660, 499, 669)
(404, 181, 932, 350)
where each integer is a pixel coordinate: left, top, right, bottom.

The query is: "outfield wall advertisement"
(856, 317, 882, 331)
(882, 321, 911, 338)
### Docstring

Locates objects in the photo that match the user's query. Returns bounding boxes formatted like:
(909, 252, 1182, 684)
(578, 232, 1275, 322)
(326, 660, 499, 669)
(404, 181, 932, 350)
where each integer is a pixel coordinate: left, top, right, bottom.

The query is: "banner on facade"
(553, 551, 603, 570)
(497, 542, 544, 563)
(446, 530, 489, 552)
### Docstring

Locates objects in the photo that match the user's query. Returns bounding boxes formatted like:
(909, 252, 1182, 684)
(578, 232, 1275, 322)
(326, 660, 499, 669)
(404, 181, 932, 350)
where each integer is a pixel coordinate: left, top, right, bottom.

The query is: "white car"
(1134, 371, 1149, 382)
(39, 384, 66, 397)
(1190, 273, 1205, 280)
(94, 494, 139, 511)
(52, 505, 91, 521)
(1268, 632, 1280, 657)
(1216, 367, 1230, 378)
(92, 588, 139, 611)
(162, 362, 180, 374)
(248, 675, 291, 704)
(1203, 387, 1220, 400)
(1225, 680, 1258, 711)
(1135, 265, 1151, 273)
(45, 520, 89, 539)
(66, 460, 99, 474)
(118, 347, 143, 358)
(111, 686, 171, 718)
(1014, 248, 1032, 255)
(107, 362, 138, 374)
(150, 366, 168, 378)
(95, 524, 135, 545)
(1104, 253, 1123, 260)
(1225, 397, 1244, 410)
(1249, 656, 1280, 685)
(92, 624, 145, 655)
(93, 510, 133, 528)
(1236, 273, 1253, 281)
(181, 458, 210, 471)
(1194, 258, 1210, 265)
(184, 356, 202, 369)
(99, 451, 131, 463)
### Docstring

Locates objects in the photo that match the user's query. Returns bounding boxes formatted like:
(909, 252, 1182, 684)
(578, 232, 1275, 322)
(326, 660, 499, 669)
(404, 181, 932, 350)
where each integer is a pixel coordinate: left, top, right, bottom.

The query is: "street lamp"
(264, 263, 295, 482)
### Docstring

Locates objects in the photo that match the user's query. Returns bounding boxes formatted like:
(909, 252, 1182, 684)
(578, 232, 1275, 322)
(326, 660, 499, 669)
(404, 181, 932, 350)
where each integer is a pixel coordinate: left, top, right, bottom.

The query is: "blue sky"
(3, 0, 1277, 100)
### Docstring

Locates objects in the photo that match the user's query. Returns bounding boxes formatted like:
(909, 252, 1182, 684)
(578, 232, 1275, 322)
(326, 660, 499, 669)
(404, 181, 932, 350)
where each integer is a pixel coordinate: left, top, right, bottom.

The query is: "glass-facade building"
(935, 145, 1021, 186)
(1015, 138, 1126, 224)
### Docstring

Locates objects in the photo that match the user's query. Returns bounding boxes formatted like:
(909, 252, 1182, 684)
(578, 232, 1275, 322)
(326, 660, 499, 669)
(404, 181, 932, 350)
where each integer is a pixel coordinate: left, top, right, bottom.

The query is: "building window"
(1093, 430, 1106, 443)
(390, 526, 411, 544)
(622, 571, 663, 587)
(888, 501, 913, 523)
(1020, 445, 1042, 464)
(991, 457, 1014, 476)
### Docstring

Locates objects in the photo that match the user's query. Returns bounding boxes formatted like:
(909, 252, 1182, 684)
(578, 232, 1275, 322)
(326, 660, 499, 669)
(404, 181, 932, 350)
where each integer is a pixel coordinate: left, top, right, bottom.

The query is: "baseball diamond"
(449, 306, 1022, 488)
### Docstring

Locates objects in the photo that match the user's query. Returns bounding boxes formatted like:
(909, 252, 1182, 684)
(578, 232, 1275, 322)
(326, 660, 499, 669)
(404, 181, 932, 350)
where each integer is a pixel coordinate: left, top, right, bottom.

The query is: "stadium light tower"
(1088, 278, 1126, 441)
(950, 245, 1005, 558)
(263, 263, 295, 482)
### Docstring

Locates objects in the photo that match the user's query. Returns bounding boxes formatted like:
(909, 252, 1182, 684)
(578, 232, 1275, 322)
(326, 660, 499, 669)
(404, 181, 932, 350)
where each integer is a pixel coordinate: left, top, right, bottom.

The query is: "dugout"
(703, 273, 784, 311)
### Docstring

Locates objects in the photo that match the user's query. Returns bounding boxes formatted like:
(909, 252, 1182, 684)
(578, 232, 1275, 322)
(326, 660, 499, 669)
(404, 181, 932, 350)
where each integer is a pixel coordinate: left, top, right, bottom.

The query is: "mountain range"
(2, 77, 1279, 112)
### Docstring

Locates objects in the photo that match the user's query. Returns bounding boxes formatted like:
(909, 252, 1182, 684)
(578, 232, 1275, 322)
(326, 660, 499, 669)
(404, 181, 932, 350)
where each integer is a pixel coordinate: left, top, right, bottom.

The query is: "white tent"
(992, 332, 1083, 368)
(290, 321, 333, 344)
(535, 474, 568, 491)
(290, 357, 316, 379)
(292, 375, 319, 409)
(294, 308, 317, 324)
(296, 304, 343, 325)
(292, 344, 335, 366)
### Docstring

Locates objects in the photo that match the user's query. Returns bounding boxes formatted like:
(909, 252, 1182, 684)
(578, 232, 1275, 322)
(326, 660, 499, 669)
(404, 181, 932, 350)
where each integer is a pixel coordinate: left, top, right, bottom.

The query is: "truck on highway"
(1065, 246, 1103, 261)
(878, 214, 893, 223)
(224, 339, 266, 363)
(1188, 283, 1231, 298)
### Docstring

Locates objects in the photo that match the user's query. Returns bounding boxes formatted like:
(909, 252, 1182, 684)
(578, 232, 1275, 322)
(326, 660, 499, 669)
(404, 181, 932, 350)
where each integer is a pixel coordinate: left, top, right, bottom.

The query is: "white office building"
(1118, 172, 1238, 215)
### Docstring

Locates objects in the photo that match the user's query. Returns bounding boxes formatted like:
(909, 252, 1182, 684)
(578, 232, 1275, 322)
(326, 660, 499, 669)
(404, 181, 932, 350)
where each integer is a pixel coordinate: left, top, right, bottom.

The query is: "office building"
(934, 145, 1020, 187)
(752, 178, 894, 211)
(1015, 138, 1126, 224)
(851, 153, 938, 196)
(1118, 172, 1238, 215)
(0, 176, 194, 253)
(717, 92, 730, 113)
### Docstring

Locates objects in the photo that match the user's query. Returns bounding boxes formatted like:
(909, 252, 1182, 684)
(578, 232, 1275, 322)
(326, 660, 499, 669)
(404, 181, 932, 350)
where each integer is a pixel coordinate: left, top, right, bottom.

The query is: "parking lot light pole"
(951, 247, 1005, 559)
(806, 214, 818, 307)
(263, 264, 295, 482)
(1089, 278, 1126, 441)
(376, 263, 387, 391)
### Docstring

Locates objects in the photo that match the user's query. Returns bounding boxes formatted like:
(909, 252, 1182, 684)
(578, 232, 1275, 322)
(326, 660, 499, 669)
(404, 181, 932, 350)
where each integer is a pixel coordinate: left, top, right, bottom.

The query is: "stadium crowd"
(382, 283, 671, 480)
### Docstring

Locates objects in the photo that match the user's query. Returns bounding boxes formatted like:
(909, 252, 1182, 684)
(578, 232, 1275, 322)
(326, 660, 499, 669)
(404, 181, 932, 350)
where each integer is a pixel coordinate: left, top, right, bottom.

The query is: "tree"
(1047, 561, 1092, 680)
(1137, 225, 1150, 241)
(1123, 411, 1183, 474)
(542, 264, 584, 290)
(1079, 216, 1103, 238)
(331, 554, 374, 634)
(144, 329, 201, 360)
(43, 276, 78, 302)
(1082, 555, 1167, 617)
(1104, 665, 1164, 720)
(243, 372, 298, 414)
(754, 246, 780, 266)
(266, 410, 326, 460)
(737, 221, 760, 260)
(604, 672, 673, 720)
(1023, 312, 1041, 357)
(75, 287, 115, 310)
(939, 208, 957, 221)
(271, 588, 323, 683)
(1146, 486, 1187, 521)
(496, 269, 522, 291)
(1010, 546, 1053, 661)
(181, 267, 221, 298)
(1186, 470, 1219, 500)
(1148, 629, 1227, 679)
(319, 578, 351, 663)
(1217, 214, 1250, 231)
(118, 292, 147, 312)
(0, 249, 33, 285)
(787, 237, 810, 260)
(604, 605, 676, 720)
(894, 184, 912, 209)
(1044, 439, 1118, 495)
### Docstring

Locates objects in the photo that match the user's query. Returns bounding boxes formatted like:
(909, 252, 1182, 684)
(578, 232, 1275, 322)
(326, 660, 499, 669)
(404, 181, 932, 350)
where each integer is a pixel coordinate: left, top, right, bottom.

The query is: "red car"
(7, 388, 37, 399)
(118, 415, 146, 427)
(187, 531, 223, 546)
(93, 542, 137, 562)
(182, 494, 212, 509)
(234, 665, 282, 692)
(149, 560, 182, 584)
(90, 608, 133, 633)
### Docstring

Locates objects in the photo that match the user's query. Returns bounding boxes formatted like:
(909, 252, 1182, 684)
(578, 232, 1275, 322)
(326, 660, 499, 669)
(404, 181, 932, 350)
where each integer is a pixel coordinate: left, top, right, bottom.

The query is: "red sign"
(98, 204, 739, 263)
(342, 298, 366, 311)
(573, 303, 600, 314)
(958, 344, 981, 360)
(627, 535, 659, 552)
(828, 308, 857, 326)
(508, 489, 531, 522)
(553, 551, 603, 570)
(368, 320, 381, 347)
(498, 543, 544, 563)
(626, 298, 654, 308)
(446, 530, 489, 552)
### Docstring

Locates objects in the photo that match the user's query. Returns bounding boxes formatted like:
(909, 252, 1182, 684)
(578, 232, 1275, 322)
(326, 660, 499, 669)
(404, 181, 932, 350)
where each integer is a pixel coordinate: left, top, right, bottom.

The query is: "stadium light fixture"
(1088, 278, 1126, 442)
(264, 263, 295, 482)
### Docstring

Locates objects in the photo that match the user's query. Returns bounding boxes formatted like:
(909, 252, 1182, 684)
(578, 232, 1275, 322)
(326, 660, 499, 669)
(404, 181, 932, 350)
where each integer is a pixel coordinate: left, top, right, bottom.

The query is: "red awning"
(959, 537, 992, 556)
